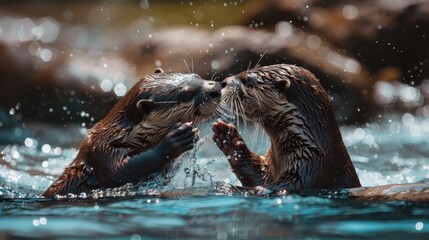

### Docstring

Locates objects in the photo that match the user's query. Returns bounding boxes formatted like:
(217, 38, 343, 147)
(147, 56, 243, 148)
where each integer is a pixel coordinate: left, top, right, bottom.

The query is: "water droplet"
(41, 144, 51, 153)
(131, 234, 142, 240)
(342, 5, 358, 20)
(100, 79, 113, 92)
(18, 18, 35, 42)
(40, 48, 53, 62)
(39, 217, 47, 225)
(38, 18, 60, 43)
(211, 60, 220, 70)
(42, 161, 49, 168)
(33, 219, 40, 227)
(306, 34, 321, 50)
(114, 83, 127, 97)
(11, 150, 20, 159)
(53, 147, 62, 155)
(402, 113, 414, 126)
(415, 221, 424, 231)
(354, 128, 365, 140)
(24, 138, 34, 147)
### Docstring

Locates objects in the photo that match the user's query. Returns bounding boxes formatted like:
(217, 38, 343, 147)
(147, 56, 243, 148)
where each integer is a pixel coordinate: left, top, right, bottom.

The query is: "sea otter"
(43, 69, 221, 197)
(212, 64, 361, 192)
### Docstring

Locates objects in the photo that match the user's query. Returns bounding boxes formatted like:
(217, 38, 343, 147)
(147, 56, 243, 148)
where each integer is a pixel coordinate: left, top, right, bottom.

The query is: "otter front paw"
(212, 120, 252, 166)
(160, 122, 198, 160)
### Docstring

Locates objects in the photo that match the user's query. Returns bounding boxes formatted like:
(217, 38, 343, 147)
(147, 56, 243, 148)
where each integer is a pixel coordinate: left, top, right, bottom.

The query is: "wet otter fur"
(43, 69, 221, 197)
(213, 64, 361, 192)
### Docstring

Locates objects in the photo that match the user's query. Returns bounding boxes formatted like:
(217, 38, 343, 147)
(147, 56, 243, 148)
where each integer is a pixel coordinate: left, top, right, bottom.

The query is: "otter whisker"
(232, 97, 243, 129)
(191, 59, 195, 74)
(167, 104, 179, 121)
(237, 97, 246, 119)
(252, 88, 263, 107)
(190, 103, 202, 116)
(254, 49, 268, 69)
(183, 59, 191, 73)
(153, 101, 179, 104)
(247, 61, 252, 71)
(218, 101, 235, 122)
(216, 103, 231, 115)
(227, 89, 242, 124)
(237, 96, 248, 129)
(211, 72, 218, 82)
(248, 117, 264, 153)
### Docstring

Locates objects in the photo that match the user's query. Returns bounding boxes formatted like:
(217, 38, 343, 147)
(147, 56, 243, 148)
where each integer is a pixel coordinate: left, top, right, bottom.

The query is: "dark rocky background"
(1, 0, 428, 133)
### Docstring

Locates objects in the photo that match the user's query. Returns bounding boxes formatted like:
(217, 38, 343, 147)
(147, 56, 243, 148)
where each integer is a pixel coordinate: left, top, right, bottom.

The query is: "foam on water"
(1, 116, 429, 197)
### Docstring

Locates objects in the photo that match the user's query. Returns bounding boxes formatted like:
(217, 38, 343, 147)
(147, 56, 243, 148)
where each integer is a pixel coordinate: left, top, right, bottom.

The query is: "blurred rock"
(8, 2, 426, 125)
(0, 12, 139, 126)
(124, 26, 374, 124)
(242, 0, 429, 84)
(0, 41, 136, 126)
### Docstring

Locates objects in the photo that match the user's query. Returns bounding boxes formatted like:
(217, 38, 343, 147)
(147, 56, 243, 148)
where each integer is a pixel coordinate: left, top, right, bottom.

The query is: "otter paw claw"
(212, 120, 251, 165)
(162, 122, 197, 159)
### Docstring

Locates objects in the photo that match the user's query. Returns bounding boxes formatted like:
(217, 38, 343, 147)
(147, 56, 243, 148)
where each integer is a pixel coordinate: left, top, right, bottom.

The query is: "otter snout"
(203, 81, 222, 100)
(221, 77, 244, 97)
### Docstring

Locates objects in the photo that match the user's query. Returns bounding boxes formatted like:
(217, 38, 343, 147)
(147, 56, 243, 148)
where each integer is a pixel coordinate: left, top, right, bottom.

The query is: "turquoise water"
(1, 194, 428, 239)
(1, 115, 429, 239)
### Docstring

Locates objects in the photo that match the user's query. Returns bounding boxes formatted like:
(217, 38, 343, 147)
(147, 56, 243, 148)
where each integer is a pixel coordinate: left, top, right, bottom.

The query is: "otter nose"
(207, 82, 221, 99)
(222, 77, 240, 88)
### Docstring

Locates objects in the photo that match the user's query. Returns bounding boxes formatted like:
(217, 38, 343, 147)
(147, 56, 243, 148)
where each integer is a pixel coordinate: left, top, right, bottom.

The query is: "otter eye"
(180, 89, 195, 102)
(221, 81, 227, 88)
(242, 75, 257, 86)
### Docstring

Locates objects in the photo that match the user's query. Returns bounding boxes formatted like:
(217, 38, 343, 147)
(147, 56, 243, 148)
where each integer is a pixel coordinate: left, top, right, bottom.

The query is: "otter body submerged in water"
(213, 64, 361, 192)
(43, 69, 221, 197)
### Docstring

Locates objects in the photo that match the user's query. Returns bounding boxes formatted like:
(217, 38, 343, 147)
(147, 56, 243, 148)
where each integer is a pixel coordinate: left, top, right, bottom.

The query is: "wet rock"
(349, 183, 429, 201)
(242, 0, 429, 84)
(124, 26, 374, 124)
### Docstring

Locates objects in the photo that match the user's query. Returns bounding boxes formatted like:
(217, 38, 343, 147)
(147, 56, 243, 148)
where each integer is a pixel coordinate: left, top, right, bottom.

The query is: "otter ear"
(274, 78, 291, 93)
(136, 99, 154, 113)
(154, 68, 164, 74)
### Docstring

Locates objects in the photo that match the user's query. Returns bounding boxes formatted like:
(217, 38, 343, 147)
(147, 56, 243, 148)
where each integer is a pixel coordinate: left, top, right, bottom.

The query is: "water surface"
(1, 115, 429, 239)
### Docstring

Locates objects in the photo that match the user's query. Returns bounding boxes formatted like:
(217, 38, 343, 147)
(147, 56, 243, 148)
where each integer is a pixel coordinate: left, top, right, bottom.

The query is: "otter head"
(220, 64, 331, 126)
(220, 66, 291, 124)
(124, 68, 221, 127)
